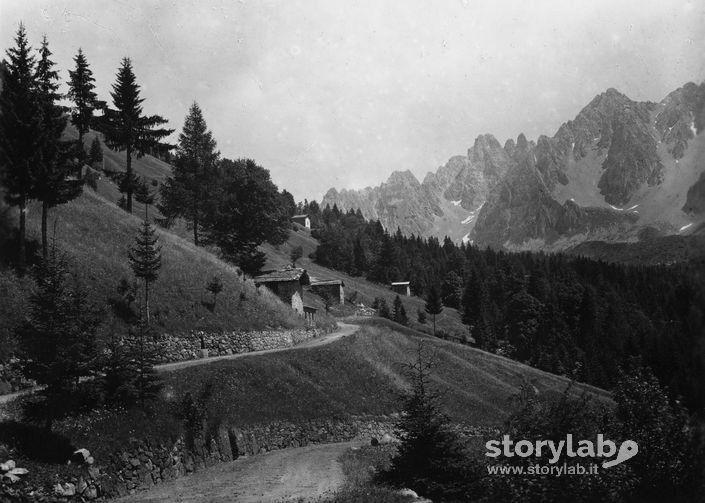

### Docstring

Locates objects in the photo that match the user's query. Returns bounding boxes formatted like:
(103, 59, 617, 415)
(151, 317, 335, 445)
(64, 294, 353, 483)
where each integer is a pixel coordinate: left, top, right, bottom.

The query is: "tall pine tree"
(128, 218, 161, 325)
(0, 24, 41, 272)
(35, 35, 83, 259)
(424, 286, 443, 337)
(159, 102, 218, 245)
(66, 48, 97, 159)
(103, 58, 172, 213)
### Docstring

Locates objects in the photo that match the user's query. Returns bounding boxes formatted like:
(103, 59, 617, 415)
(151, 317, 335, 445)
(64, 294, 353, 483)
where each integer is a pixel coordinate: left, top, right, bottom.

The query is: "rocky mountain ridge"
(322, 81, 705, 251)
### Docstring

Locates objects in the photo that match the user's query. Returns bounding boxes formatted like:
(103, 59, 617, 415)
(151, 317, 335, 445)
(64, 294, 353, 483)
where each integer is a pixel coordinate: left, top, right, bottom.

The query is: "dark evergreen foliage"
(0, 24, 41, 272)
(102, 58, 173, 213)
(372, 297, 391, 319)
(15, 242, 101, 428)
(66, 48, 98, 157)
(128, 218, 161, 325)
(34, 35, 83, 259)
(380, 344, 478, 501)
(486, 365, 705, 502)
(312, 206, 705, 415)
(205, 274, 223, 308)
(89, 135, 103, 165)
(425, 286, 443, 337)
(201, 158, 290, 274)
(158, 102, 218, 244)
(393, 295, 408, 325)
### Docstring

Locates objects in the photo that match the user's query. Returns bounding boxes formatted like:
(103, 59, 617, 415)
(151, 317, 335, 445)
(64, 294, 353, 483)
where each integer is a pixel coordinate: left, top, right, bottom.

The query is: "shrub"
(0, 421, 75, 463)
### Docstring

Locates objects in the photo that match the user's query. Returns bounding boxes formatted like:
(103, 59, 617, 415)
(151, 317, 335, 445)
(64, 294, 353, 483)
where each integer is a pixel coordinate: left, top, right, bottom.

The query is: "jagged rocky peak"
(385, 169, 420, 187)
(323, 187, 339, 199)
(508, 133, 533, 162)
(656, 82, 705, 158)
(504, 138, 516, 157)
(323, 81, 705, 249)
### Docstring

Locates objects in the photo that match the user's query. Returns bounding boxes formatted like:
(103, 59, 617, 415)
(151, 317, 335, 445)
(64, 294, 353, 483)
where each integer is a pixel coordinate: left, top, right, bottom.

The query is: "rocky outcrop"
(684, 170, 705, 215)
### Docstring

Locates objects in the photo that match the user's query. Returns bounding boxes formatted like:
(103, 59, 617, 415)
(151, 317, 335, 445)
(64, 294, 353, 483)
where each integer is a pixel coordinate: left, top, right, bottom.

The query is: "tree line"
(0, 23, 293, 276)
(381, 346, 704, 502)
(311, 204, 705, 415)
(0, 24, 173, 273)
(0, 23, 295, 426)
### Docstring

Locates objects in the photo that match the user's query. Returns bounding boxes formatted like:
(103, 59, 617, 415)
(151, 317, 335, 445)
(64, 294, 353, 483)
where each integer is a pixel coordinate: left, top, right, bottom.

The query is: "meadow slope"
(0, 130, 305, 335)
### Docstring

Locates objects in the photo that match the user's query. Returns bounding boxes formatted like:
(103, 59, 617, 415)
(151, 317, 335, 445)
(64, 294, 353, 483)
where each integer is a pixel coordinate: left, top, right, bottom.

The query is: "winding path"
(156, 322, 359, 372)
(117, 441, 361, 503)
(0, 322, 360, 404)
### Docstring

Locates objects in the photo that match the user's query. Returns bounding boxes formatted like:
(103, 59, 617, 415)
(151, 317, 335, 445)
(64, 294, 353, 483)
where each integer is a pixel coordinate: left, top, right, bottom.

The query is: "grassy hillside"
(53, 322, 610, 460)
(0, 132, 307, 335)
(262, 225, 469, 339)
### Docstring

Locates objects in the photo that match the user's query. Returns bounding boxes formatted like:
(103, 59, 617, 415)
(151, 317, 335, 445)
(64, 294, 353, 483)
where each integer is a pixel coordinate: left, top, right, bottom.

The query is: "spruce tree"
(103, 58, 173, 213)
(89, 135, 103, 165)
(16, 241, 100, 428)
(66, 48, 97, 158)
(134, 177, 155, 219)
(382, 344, 472, 501)
(0, 24, 41, 272)
(205, 275, 223, 308)
(425, 286, 443, 337)
(35, 35, 83, 259)
(159, 102, 218, 244)
(128, 218, 161, 325)
(393, 295, 408, 325)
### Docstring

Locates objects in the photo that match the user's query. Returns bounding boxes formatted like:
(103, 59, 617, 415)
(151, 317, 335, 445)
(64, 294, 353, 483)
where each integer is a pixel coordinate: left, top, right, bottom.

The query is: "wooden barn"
(255, 267, 310, 315)
(291, 214, 311, 229)
(309, 279, 345, 305)
(391, 281, 411, 297)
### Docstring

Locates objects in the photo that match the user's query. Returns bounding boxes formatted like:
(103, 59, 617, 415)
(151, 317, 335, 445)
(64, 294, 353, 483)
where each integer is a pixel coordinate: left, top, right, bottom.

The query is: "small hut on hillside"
(310, 279, 345, 305)
(291, 214, 311, 229)
(391, 281, 411, 297)
(255, 266, 310, 315)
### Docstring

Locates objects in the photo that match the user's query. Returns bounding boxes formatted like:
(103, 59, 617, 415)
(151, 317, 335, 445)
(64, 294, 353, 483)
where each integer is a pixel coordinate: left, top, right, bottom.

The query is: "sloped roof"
(255, 267, 310, 285)
(292, 214, 309, 219)
(310, 279, 344, 287)
(391, 281, 410, 286)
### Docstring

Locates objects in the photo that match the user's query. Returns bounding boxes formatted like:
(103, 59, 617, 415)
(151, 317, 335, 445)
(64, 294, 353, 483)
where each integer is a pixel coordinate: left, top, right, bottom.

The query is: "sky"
(1, 0, 704, 202)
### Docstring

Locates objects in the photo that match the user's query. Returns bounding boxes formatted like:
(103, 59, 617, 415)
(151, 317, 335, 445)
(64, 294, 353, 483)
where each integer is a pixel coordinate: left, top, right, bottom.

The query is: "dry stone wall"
(1, 417, 497, 501)
(34, 416, 398, 500)
(156, 328, 324, 363)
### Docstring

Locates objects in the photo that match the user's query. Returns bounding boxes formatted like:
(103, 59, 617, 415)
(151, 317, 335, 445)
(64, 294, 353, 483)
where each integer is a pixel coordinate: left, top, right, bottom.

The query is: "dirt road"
(156, 322, 359, 372)
(118, 441, 360, 503)
(0, 323, 360, 404)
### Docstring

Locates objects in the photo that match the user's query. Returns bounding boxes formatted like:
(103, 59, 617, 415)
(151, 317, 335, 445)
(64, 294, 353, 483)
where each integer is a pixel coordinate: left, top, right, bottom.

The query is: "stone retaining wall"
(51, 416, 400, 499)
(1, 416, 497, 501)
(156, 328, 324, 364)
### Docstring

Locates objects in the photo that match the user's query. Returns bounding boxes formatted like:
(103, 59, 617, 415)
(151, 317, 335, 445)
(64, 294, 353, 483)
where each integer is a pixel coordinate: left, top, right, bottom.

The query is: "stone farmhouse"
(255, 267, 310, 315)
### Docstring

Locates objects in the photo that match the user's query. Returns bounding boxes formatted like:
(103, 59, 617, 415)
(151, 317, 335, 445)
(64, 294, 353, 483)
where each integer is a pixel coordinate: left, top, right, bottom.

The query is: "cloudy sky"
(1, 0, 704, 201)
